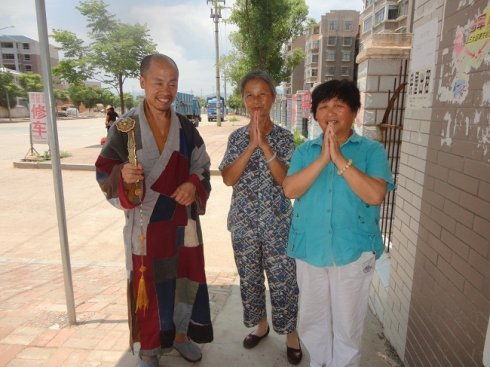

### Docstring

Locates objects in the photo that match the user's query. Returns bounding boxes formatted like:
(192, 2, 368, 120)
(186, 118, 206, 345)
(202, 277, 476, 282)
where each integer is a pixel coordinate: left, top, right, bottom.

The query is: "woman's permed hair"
(311, 79, 361, 119)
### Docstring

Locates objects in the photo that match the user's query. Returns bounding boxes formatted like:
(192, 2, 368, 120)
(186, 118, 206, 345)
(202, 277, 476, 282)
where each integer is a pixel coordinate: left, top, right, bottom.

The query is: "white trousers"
(296, 252, 375, 367)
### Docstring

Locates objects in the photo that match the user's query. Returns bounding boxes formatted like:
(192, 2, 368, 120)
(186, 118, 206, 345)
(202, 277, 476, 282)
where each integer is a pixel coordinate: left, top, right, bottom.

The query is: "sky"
(1, 0, 363, 98)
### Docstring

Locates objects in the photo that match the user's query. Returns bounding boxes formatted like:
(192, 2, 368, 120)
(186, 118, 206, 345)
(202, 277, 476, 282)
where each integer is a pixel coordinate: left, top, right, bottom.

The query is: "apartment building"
(0, 35, 59, 74)
(304, 10, 360, 90)
(283, 35, 306, 95)
(355, 0, 414, 139)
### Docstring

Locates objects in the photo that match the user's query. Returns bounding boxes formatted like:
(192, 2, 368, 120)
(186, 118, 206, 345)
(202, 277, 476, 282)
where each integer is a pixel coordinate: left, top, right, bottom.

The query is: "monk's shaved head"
(140, 54, 179, 76)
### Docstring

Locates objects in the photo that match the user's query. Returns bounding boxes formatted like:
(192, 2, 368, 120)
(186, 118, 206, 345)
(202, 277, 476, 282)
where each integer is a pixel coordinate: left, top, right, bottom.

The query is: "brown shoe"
(286, 344, 302, 365)
(243, 325, 270, 349)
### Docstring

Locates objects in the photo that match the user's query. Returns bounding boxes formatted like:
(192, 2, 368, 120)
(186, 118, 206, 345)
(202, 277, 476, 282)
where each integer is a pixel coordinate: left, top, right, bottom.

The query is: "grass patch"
(41, 150, 72, 161)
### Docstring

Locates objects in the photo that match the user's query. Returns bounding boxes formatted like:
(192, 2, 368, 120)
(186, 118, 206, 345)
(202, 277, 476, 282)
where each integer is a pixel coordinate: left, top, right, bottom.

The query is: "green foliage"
(52, 0, 156, 113)
(227, 0, 308, 87)
(54, 88, 70, 103)
(293, 129, 305, 147)
(227, 89, 244, 110)
(18, 73, 44, 97)
(41, 150, 72, 161)
(0, 72, 22, 108)
(67, 84, 116, 109)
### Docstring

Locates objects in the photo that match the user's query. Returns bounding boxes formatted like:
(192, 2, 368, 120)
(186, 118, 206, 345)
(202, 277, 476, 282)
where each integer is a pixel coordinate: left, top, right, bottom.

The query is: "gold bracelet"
(337, 159, 353, 175)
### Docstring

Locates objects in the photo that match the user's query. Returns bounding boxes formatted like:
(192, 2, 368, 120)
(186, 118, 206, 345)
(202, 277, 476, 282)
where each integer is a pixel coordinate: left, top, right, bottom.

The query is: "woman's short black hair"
(240, 70, 276, 97)
(311, 79, 361, 119)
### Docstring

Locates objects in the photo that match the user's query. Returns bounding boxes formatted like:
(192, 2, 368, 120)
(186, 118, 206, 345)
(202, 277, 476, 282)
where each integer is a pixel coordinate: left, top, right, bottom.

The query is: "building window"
(4, 64, 16, 70)
(326, 51, 336, 61)
(388, 5, 399, 20)
(329, 20, 338, 31)
(23, 43, 30, 50)
(375, 8, 385, 25)
(341, 51, 351, 61)
(344, 21, 353, 31)
(327, 36, 337, 46)
(343, 37, 353, 46)
(24, 54, 31, 61)
(341, 67, 350, 76)
(363, 16, 372, 32)
(312, 54, 318, 63)
(326, 66, 336, 75)
(313, 26, 320, 34)
(1, 42, 14, 48)
(3, 53, 15, 60)
(25, 65, 32, 71)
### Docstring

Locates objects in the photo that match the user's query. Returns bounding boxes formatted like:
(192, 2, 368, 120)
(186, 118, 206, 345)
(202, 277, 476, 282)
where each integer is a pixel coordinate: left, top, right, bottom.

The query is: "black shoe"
(243, 325, 270, 349)
(286, 344, 302, 365)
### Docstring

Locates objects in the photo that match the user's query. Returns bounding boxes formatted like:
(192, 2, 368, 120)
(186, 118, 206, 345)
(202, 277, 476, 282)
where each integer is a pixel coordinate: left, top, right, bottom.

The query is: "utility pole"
(207, 0, 225, 127)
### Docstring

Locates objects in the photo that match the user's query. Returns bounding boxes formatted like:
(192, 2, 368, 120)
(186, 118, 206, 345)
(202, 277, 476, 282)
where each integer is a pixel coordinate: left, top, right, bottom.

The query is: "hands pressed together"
(121, 162, 196, 206)
(319, 125, 346, 168)
(248, 112, 269, 151)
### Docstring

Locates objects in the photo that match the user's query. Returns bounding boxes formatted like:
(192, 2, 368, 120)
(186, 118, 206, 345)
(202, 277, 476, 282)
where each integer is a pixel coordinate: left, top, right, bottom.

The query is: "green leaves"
(227, 0, 308, 89)
(0, 72, 22, 108)
(51, 0, 156, 113)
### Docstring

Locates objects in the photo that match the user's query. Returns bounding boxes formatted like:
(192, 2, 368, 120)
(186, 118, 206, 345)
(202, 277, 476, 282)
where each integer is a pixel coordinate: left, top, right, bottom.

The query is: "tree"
(18, 73, 44, 97)
(52, 0, 156, 113)
(227, 0, 308, 86)
(0, 72, 22, 109)
(54, 88, 70, 103)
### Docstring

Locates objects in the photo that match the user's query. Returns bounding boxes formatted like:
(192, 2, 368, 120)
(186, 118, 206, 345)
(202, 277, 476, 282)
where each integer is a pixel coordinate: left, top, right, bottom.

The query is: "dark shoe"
(243, 325, 270, 349)
(286, 344, 302, 365)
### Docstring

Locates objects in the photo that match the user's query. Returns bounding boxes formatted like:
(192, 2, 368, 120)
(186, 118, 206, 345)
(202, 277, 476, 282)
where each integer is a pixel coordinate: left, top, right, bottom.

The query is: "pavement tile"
(45, 328, 75, 348)
(0, 344, 24, 367)
(15, 347, 53, 360)
(0, 327, 44, 346)
(28, 330, 58, 347)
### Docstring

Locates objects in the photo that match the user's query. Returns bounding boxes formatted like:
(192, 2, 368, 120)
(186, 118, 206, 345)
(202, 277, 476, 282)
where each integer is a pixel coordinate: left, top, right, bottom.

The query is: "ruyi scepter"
(116, 117, 149, 314)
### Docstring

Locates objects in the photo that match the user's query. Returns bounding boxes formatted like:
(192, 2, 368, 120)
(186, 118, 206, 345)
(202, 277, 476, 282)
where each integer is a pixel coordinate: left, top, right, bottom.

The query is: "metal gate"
(379, 60, 408, 252)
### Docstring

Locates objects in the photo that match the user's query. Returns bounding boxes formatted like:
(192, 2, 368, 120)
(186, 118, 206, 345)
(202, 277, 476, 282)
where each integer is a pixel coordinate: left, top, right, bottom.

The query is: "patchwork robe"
(95, 103, 213, 354)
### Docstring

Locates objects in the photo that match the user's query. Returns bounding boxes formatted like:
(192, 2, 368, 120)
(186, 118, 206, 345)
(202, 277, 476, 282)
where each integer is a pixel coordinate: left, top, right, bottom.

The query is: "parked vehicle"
(206, 96, 225, 122)
(172, 92, 201, 127)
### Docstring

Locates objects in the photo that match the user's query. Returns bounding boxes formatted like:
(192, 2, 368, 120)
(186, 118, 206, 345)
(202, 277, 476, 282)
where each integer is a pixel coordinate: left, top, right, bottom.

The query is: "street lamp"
(207, 0, 225, 126)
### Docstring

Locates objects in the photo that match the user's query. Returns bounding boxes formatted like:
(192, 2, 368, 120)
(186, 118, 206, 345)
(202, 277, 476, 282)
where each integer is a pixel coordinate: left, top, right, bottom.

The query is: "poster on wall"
(407, 19, 439, 109)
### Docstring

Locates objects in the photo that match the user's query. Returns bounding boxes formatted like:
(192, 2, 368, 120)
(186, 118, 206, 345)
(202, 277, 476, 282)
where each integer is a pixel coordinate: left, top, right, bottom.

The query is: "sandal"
(243, 325, 270, 349)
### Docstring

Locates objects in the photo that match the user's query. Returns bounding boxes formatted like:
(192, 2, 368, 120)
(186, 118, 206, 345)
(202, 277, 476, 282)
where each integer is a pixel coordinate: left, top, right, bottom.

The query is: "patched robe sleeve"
(187, 127, 211, 215)
(95, 125, 142, 209)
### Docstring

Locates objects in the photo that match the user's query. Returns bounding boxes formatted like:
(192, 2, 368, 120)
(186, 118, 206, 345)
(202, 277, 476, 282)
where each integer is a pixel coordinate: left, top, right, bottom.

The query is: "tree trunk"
(118, 74, 125, 114)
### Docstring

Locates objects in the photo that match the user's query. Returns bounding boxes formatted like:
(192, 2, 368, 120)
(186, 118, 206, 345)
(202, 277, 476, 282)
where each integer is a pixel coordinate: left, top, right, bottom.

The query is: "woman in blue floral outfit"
(219, 70, 302, 364)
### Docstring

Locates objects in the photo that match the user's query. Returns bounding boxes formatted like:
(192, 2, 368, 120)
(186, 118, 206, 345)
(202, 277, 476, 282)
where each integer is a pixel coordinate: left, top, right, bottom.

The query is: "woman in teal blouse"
(283, 79, 394, 367)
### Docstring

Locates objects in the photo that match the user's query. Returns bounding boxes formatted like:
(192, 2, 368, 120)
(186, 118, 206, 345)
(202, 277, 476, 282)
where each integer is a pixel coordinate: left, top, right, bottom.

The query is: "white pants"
(296, 252, 375, 367)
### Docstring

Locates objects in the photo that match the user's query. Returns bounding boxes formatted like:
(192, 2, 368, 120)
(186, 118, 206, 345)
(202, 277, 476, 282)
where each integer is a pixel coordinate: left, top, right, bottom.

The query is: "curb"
(13, 161, 222, 175)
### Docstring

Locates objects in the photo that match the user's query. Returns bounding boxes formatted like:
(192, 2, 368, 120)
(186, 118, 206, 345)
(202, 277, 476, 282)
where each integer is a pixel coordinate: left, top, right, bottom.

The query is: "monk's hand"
(171, 182, 197, 206)
(121, 163, 144, 184)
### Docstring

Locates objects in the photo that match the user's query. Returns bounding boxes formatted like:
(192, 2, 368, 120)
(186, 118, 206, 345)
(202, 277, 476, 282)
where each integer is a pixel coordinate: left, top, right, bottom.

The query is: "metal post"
(208, 0, 225, 127)
(34, 0, 76, 325)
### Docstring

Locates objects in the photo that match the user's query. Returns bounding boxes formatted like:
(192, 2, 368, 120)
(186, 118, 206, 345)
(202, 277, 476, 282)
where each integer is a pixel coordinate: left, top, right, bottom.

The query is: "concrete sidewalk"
(1, 116, 401, 366)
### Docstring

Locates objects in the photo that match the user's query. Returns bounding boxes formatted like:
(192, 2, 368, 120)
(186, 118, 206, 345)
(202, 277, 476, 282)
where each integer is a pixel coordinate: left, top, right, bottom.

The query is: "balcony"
(357, 32, 412, 63)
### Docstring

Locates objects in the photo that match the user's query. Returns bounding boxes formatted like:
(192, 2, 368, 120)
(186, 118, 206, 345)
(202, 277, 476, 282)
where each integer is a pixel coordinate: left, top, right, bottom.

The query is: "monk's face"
(140, 59, 178, 112)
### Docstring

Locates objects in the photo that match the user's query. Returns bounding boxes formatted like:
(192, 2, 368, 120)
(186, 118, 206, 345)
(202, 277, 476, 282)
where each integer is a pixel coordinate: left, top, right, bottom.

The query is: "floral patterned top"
(219, 124, 295, 239)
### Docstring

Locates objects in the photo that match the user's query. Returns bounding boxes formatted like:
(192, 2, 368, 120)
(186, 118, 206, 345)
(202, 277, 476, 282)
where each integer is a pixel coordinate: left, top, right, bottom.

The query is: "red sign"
(28, 92, 48, 144)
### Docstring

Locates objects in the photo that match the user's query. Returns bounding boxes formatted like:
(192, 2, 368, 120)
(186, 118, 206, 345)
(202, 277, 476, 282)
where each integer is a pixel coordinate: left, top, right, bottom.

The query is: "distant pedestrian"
(95, 54, 213, 367)
(282, 79, 394, 367)
(219, 70, 302, 365)
(105, 105, 118, 131)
